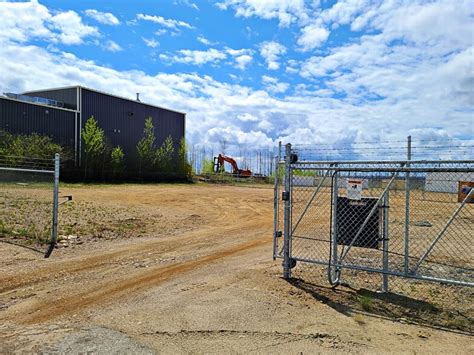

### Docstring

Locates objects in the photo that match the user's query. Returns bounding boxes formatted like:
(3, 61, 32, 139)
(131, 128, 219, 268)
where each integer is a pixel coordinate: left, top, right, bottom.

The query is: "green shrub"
(0, 130, 66, 166)
(202, 158, 215, 174)
(110, 146, 125, 177)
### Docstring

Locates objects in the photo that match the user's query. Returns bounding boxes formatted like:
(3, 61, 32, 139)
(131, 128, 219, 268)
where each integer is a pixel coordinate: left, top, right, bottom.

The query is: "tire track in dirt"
(19, 236, 270, 325)
(0, 219, 268, 293)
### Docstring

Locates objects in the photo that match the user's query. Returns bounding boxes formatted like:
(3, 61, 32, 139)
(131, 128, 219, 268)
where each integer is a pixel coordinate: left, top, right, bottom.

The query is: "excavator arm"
(213, 154, 252, 177)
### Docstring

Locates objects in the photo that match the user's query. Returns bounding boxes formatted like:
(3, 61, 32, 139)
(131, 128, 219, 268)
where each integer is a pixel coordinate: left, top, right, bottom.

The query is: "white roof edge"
(23, 85, 186, 115)
(0, 96, 79, 113)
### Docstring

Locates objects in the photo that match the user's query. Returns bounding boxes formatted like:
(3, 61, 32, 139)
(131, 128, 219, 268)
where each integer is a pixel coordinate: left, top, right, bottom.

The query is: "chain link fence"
(0, 155, 60, 257)
(273, 143, 474, 331)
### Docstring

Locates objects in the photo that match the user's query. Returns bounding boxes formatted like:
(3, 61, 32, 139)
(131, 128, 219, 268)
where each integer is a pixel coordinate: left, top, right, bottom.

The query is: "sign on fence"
(346, 178, 363, 200)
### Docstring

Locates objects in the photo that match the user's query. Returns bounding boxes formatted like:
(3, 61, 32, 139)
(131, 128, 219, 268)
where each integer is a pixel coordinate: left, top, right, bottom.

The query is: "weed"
(358, 294, 373, 312)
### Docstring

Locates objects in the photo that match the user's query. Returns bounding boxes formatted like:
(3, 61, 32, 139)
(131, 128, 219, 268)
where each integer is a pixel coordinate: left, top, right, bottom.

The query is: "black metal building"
(0, 86, 186, 169)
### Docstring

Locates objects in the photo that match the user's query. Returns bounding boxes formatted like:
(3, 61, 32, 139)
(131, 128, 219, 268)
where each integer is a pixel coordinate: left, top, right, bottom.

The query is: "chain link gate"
(273, 143, 474, 292)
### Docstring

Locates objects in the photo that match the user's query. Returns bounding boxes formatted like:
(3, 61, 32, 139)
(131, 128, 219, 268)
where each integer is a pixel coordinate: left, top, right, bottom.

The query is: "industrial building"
(0, 86, 186, 170)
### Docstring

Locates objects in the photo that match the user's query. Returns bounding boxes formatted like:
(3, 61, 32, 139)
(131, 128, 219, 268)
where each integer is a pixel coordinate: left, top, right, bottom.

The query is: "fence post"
(328, 168, 340, 285)
(45, 153, 60, 258)
(404, 136, 411, 274)
(382, 190, 389, 292)
(272, 141, 282, 260)
(283, 143, 292, 279)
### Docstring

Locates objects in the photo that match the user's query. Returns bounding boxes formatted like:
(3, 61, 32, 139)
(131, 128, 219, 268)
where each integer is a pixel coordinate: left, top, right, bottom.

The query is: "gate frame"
(274, 143, 474, 290)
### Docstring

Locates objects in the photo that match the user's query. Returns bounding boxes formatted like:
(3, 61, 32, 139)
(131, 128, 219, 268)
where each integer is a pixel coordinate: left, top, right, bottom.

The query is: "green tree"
(137, 117, 156, 172)
(156, 135, 174, 174)
(110, 146, 125, 177)
(81, 116, 105, 177)
(176, 137, 192, 179)
(201, 158, 215, 174)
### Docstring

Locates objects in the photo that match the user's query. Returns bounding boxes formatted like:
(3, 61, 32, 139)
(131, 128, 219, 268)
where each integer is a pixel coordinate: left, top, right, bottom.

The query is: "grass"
(357, 294, 373, 312)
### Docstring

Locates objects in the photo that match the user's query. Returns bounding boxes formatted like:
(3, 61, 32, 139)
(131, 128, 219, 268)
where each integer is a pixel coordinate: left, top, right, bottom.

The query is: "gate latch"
(282, 191, 290, 201)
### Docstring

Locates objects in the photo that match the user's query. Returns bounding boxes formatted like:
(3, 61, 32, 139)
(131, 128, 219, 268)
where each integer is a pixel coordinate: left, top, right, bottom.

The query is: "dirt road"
(1, 184, 472, 353)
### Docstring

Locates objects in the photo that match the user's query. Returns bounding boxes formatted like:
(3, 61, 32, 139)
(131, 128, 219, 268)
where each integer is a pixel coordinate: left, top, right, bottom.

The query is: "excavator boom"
(213, 154, 252, 177)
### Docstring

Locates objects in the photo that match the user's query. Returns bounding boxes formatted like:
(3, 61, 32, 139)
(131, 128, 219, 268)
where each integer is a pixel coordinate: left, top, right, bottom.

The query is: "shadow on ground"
(288, 278, 473, 334)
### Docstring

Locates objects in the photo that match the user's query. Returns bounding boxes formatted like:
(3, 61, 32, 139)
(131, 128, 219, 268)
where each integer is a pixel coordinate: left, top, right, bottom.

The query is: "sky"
(0, 0, 472, 156)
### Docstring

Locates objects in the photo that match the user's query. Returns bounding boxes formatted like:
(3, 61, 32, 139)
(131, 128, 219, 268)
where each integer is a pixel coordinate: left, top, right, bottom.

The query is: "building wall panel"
(0, 98, 76, 149)
(81, 89, 185, 164)
(23, 87, 78, 110)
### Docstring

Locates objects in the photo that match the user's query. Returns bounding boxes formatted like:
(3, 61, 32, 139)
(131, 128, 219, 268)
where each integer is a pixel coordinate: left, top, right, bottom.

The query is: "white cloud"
(237, 113, 259, 122)
(0, 1, 98, 45)
(174, 0, 199, 11)
(142, 37, 160, 48)
(235, 54, 253, 70)
(197, 36, 213, 45)
(136, 13, 194, 30)
(216, 0, 309, 27)
(297, 21, 329, 51)
(0, 0, 472, 157)
(84, 9, 120, 25)
(259, 41, 286, 70)
(262, 75, 289, 93)
(160, 48, 227, 65)
(103, 40, 122, 52)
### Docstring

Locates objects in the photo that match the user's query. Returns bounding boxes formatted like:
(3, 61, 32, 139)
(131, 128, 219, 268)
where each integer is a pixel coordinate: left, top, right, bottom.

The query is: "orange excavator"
(213, 154, 252, 177)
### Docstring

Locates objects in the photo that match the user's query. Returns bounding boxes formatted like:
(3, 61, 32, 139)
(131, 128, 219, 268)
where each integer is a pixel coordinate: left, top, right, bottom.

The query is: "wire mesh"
(0, 157, 56, 255)
(284, 158, 473, 293)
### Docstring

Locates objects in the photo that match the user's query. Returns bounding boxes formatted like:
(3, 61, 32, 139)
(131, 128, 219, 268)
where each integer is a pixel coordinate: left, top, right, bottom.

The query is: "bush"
(0, 130, 66, 166)
(201, 158, 215, 174)
(110, 146, 125, 177)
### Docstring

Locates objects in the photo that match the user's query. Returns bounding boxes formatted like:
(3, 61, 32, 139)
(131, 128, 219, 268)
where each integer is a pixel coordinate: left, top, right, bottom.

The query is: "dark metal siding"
(23, 87, 78, 110)
(0, 98, 76, 149)
(81, 89, 185, 164)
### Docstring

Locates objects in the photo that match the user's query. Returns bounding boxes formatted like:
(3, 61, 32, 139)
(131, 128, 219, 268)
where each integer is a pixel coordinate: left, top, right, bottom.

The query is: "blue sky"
(0, 0, 473, 158)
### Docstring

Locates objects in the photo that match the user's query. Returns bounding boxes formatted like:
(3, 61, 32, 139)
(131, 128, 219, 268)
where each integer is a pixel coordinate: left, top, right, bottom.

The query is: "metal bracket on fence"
(339, 171, 399, 263)
(60, 195, 73, 205)
(411, 188, 474, 274)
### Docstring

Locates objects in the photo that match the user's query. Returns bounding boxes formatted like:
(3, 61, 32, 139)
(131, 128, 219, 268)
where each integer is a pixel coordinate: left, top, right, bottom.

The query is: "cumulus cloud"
(136, 13, 194, 30)
(84, 9, 120, 25)
(259, 41, 286, 70)
(297, 21, 329, 51)
(0, 0, 98, 45)
(262, 75, 289, 93)
(0, 0, 472, 157)
(216, 0, 309, 27)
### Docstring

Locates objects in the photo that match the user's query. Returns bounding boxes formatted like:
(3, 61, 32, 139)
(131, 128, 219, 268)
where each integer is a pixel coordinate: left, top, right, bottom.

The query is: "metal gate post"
(328, 168, 340, 285)
(272, 141, 282, 260)
(283, 143, 292, 279)
(45, 153, 60, 258)
(404, 136, 412, 274)
(382, 190, 389, 292)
